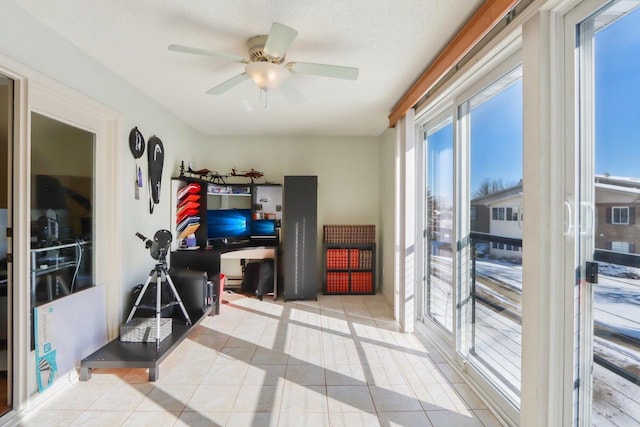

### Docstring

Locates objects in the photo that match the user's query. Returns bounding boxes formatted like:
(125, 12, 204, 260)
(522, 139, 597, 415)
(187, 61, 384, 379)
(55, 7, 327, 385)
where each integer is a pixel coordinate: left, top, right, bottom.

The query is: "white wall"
(0, 0, 395, 316)
(0, 2, 204, 321)
(0, 4, 401, 389)
(202, 135, 379, 222)
(200, 135, 381, 284)
(377, 128, 396, 306)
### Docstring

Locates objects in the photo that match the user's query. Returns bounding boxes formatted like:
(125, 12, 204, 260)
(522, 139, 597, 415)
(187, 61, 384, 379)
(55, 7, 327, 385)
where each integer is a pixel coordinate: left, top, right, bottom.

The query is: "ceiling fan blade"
(206, 73, 250, 95)
(168, 44, 249, 63)
(288, 62, 359, 80)
(263, 22, 298, 59)
(279, 80, 305, 104)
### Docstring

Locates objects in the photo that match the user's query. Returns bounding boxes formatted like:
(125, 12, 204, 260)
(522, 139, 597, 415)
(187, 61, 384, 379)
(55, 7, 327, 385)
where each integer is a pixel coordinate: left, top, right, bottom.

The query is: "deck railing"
(466, 232, 639, 408)
(469, 231, 523, 400)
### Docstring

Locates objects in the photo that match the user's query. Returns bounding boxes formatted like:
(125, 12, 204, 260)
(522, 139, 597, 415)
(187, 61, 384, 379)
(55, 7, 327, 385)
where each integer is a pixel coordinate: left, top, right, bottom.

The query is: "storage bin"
(120, 318, 172, 343)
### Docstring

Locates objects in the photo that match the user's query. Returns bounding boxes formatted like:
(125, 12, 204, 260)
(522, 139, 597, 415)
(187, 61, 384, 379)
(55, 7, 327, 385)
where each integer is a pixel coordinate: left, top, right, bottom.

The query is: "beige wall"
(378, 128, 396, 306)
(201, 135, 380, 224)
(200, 135, 382, 288)
(0, 0, 400, 325)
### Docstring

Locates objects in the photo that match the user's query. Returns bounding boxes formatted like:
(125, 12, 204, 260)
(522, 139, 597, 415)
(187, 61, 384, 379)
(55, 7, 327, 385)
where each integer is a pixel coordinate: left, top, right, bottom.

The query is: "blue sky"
(595, 6, 640, 177)
(426, 121, 453, 207)
(428, 5, 639, 197)
(470, 80, 523, 194)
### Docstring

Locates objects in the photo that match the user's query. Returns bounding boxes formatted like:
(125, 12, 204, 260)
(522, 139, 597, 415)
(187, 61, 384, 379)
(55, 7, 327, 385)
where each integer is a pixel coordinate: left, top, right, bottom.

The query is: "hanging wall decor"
(128, 127, 145, 200)
(147, 135, 164, 214)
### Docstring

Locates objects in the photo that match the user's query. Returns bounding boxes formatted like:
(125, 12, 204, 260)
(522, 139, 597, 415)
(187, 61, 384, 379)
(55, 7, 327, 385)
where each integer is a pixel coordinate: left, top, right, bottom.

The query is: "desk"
(171, 239, 279, 305)
(221, 246, 278, 300)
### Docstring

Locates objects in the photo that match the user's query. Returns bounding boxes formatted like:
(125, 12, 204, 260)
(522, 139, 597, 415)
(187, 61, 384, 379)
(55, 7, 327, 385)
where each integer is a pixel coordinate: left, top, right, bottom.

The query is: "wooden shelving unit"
(323, 243, 376, 295)
(322, 225, 376, 295)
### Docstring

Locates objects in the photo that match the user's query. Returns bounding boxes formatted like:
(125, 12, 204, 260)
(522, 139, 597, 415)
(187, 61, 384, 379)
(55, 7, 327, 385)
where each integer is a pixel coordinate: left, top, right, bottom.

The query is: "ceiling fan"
(168, 22, 358, 107)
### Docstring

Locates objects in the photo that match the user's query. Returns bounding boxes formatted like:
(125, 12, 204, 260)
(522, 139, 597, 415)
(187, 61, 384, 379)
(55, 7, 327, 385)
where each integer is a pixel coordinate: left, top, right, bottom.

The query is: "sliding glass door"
(459, 65, 523, 406)
(571, 1, 640, 424)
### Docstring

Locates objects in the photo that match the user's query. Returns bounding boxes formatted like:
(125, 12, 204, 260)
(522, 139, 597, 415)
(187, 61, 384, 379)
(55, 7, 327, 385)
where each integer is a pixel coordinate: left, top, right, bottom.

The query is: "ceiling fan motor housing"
(247, 35, 284, 64)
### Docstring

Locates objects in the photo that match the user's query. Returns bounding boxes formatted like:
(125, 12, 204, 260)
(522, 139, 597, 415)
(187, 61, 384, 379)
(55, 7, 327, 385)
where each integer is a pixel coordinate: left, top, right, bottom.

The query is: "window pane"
(466, 66, 523, 405)
(30, 112, 95, 310)
(424, 115, 454, 333)
(587, 3, 640, 422)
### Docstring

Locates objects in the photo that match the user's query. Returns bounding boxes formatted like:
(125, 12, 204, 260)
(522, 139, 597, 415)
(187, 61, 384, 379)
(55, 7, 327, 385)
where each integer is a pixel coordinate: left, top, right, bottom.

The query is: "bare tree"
(473, 178, 518, 198)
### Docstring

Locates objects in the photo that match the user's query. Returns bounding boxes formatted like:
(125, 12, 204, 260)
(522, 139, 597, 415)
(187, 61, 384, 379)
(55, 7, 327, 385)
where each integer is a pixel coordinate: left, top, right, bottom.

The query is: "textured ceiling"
(14, 0, 483, 136)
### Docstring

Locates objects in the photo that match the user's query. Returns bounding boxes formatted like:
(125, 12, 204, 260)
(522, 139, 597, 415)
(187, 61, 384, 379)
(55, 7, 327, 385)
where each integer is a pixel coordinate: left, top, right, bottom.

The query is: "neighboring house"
(471, 183, 524, 261)
(470, 175, 640, 259)
(594, 175, 640, 254)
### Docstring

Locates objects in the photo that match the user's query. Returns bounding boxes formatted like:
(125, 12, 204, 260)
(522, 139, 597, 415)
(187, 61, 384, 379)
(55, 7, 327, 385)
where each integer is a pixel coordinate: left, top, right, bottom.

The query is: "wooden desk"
(221, 246, 278, 300)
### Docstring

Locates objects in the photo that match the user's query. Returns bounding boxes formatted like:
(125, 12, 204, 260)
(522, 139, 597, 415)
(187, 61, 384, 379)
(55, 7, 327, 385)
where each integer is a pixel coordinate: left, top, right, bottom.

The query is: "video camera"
(135, 230, 172, 261)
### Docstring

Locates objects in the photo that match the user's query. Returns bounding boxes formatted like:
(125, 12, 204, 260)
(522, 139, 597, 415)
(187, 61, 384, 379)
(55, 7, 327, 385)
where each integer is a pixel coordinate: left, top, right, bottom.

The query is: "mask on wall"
(147, 136, 164, 214)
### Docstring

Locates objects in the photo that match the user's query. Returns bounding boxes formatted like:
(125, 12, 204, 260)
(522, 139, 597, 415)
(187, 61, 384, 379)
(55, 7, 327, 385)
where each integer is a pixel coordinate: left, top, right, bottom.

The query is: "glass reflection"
(425, 116, 454, 333)
(30, 112, 94, 307)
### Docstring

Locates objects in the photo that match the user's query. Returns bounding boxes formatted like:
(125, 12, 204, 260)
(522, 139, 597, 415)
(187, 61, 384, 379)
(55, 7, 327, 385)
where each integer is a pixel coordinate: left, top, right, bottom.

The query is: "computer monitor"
(251, 219, 277, 237)
(206, 209, 252, 239)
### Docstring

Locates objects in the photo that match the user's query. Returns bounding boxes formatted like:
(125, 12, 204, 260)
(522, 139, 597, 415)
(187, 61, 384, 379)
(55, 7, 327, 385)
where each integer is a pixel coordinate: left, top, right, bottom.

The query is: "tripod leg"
(126, 273, 155, 323)
(156, 273, 162, 348)
(165, 273, 192, 325)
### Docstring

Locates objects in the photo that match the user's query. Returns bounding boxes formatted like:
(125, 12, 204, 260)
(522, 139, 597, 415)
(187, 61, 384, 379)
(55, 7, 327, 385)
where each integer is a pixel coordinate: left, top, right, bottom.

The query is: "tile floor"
(15, 293, 504, 426)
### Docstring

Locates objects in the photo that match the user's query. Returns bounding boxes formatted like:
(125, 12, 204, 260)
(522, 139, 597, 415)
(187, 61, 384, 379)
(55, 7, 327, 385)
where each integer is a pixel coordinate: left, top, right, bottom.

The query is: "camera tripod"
(126, 231, 192, 347)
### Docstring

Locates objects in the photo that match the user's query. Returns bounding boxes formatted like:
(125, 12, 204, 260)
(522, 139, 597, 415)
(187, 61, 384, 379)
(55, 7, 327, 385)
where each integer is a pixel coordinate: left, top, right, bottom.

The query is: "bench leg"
(149, 366, 159, 382)
(79, 366, 92, 381)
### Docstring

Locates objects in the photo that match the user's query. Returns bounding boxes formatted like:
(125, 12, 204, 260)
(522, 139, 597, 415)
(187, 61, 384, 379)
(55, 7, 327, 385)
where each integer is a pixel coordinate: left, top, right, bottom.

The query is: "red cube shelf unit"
(322, 225, 376, 295)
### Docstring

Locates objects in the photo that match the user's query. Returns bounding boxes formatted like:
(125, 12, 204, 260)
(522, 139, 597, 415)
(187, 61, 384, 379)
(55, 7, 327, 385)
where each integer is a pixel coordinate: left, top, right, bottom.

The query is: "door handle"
(563, 201, 573, 236)
(580, 202, 595, 236)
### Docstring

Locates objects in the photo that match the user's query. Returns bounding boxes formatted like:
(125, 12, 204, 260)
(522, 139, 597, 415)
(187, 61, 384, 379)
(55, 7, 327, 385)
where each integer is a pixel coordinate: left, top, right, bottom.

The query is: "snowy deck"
(471, 257, 640, 425)
(428, 245, 640, 424)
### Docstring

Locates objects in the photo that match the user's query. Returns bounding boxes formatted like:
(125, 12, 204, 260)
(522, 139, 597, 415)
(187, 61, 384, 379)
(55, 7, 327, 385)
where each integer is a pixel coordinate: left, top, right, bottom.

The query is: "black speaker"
(168, 268, 211, 319)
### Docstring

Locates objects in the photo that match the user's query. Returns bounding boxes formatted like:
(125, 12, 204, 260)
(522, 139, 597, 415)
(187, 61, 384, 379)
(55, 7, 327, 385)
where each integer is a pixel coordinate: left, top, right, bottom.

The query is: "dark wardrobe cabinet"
(283, 176, 318, 301)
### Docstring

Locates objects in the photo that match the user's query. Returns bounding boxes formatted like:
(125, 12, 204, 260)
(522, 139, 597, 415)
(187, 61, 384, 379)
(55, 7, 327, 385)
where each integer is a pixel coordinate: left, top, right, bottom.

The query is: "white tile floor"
(16, 293, 504, 427)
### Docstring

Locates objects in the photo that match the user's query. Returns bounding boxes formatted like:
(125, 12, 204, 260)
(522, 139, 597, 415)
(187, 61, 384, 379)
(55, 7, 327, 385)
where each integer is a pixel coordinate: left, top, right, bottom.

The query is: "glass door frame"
(455, 51, 523, 411)
(419, 108, 457, 337)
(561, 0, 615, 425)
(0, 72, 14, 418)
(414, 44, 523, 425)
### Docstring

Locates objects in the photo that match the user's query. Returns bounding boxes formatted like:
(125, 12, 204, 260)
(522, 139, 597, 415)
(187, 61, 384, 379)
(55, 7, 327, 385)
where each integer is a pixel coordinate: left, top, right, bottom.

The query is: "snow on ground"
(432, 253, 640, 421)
(473, 257, 640, 345)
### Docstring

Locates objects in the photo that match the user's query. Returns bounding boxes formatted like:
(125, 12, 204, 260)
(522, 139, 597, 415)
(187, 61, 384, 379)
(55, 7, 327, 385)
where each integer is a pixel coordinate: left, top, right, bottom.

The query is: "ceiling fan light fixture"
(245, 61, 290, 90)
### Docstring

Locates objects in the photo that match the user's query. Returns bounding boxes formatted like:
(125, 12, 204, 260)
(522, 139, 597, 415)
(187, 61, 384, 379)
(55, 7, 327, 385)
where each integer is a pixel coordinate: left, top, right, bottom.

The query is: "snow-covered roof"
(471, 183, 523, 205)
(595, 182, 640, 195)
(595, 174, 640, 190)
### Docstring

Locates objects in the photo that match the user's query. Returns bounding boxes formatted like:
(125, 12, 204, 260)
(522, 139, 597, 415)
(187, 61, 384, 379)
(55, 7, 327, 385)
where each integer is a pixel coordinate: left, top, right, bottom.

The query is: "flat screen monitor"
(251, 219, 277, 237)
(207, 209, 252, 239)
